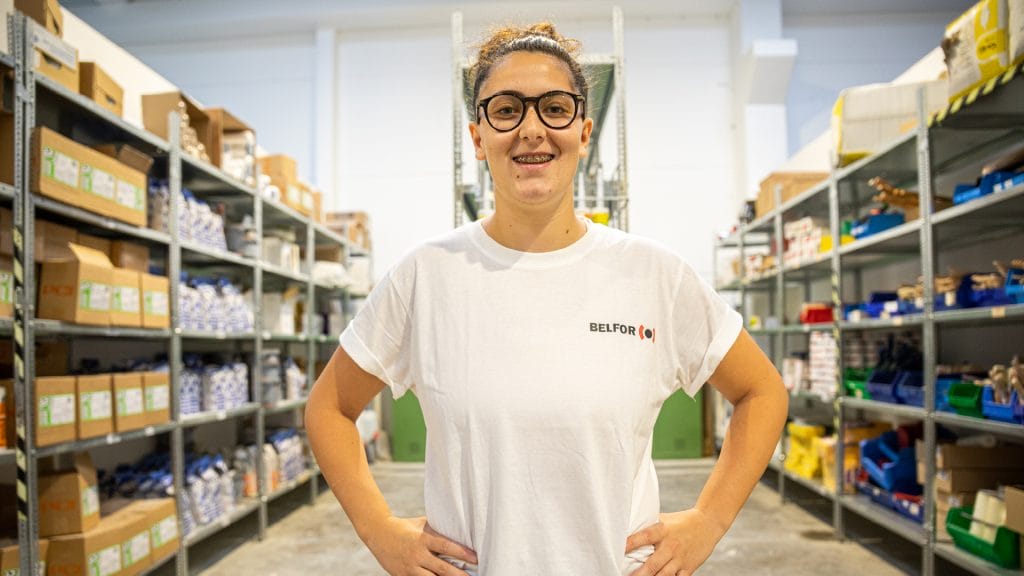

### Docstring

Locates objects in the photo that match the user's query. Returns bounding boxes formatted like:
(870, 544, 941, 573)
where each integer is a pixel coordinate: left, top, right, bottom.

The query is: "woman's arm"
(306, 346, 477, 575)
(627, 330, 788, 576)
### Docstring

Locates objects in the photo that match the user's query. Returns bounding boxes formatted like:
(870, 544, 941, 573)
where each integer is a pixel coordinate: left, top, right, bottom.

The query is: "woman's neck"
(481, 198, 586, 253)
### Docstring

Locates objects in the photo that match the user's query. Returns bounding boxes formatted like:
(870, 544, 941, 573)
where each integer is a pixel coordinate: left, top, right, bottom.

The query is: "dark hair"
(470, 22, 588, 110)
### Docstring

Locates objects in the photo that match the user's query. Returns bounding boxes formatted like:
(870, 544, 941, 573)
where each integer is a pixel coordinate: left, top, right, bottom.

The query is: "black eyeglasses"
(476, 90, 586, 132)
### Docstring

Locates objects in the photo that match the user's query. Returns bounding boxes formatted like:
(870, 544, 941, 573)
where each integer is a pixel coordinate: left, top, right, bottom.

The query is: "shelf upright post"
(256, 179, 268, 540)
(451, 12, 464, 228)
(167, 110, 188, 576)
(612, 6, 629, 232)
(828, 173, 846, 541)
(11, 12, 41, 576)
(305, 220, 319, 504)
(773, 185, 786, 502)
(916, 86, 937, 576)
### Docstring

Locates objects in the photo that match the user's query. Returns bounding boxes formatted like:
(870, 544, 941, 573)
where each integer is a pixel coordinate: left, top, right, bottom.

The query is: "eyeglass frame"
(476, 90, 587, 133)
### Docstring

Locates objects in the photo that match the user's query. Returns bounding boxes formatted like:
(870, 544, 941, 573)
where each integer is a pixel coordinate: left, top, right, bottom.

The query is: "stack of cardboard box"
(916, 440, 1024, 541)
(18, 0, 80, 95)
(324, 211, 371, 252)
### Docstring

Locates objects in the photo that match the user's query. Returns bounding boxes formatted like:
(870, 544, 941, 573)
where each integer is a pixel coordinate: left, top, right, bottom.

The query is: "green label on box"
(87, 544, 121, 576)
(39, 393, 75, 427)
(146, 384, 169, 412)
(79, 282, 111, 312)
(117, 388, 144, 416)
(80, 390, 112, 421)
(122, 531, 150, 567)
(82, 485, 99, 516)
(81, 165, 116, 200)
(42, 146, 80, 188)
(116, 181, 145, 211)
(152, 515, 178, 547)
(145, 290, 169, 316)
(113, 286, 141, 313)
(0, 270, 11, 304)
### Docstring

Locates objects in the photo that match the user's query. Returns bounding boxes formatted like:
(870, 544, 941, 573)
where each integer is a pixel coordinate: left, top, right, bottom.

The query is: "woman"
(307, 22, 788, 576)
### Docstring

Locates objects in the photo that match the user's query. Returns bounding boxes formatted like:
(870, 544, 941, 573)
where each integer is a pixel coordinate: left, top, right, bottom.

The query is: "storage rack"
(713, 64, 1024, 576)
(4, 13, 365, 575)
(450, 7, 630, 230)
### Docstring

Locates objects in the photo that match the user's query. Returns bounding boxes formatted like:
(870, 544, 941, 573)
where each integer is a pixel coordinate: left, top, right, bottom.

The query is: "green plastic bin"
(652, 390, 704, 459)
(947, 507, 1021, 569)
(948, 383, 984, 419)
(390, 393, 427, 462)
(844, 368, 872, 399)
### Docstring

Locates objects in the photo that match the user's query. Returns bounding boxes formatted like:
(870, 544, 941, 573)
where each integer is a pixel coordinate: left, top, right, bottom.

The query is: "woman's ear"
(579, 117, 594, 157)
(469, 122, 487, 161)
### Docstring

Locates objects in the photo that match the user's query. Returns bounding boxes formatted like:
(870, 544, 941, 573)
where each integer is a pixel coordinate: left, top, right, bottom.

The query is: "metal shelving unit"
(715, 61, 1024, 576)
(451, 8, 629, 230)
(4, 12, 360, 574)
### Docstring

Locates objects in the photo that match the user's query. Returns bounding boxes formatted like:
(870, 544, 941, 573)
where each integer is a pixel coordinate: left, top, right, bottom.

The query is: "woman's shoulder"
(592, 225, 691, 268)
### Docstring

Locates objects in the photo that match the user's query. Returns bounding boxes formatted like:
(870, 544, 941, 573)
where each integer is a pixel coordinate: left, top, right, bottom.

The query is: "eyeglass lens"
(485, 92, 578, 131)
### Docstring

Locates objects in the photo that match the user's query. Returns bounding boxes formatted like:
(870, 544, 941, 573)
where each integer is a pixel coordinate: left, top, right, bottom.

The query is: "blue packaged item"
(851, 213, 904, 239)
(982, 388, 1023, 424)
(993, 171, 1024, 193)
(935, 276, 975, 312)
(971, 287, 1015, 308)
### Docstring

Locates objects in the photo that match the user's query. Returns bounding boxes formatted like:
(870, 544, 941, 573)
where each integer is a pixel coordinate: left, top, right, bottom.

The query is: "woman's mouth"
(513, 153, 555, 165)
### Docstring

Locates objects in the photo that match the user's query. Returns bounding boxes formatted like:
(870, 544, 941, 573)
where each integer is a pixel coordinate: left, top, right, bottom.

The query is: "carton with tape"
(76, 374, 113, 440)
(38, 452, 100, 536)
(38, 242, 113, 326)
(114, 505, 153, 576)
(123, 498, 177, 564)
(111, 240, 149, 273)
(47, 515, 125, 576)
(79, 62, 124, 117)
(111, 267, 143, 327)
(208, 107, 256, 186)
(141, 273, 170, 329)
(143, 371, 170, 426)
(1005, 485, 1024, 534)
(142, 91, 213, 159)
(77, 232, 111, 257)
(113, 372, 146, 433)
(3, 210, 78, 263)
(944, 0, 1011, 102)
(24, 375, 76, 447)
(15, 0, 62, 36)
(30, 20, 77, 93)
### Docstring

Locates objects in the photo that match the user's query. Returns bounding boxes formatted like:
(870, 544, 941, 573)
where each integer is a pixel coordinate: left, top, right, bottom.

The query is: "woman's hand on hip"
(625, 509, 726, 576)
(368, 516, 478, 576)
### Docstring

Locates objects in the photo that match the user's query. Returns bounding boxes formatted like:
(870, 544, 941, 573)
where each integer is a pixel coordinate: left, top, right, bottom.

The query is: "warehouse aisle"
(201, 460, 904, 575)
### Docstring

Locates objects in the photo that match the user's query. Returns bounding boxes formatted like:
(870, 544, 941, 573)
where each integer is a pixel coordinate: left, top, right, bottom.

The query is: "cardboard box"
(32, 127, 148, 227)
(123, 498, 177, 564)
(110, 240, 149, 273)
(76, 374, 112, 440)
(5, 215, 80, 262)
(30, 20, 77, 93)
(38, 452, 99, 536)
(94, 143, 154, 175)
(755, 172, 828, 218)
(0, 256, 10, 318)
(258, 154, 297, 183)
(113, 372, 146, 433)
(944, 0, 1011, 101)
(315, 244, 344, 264)
(33, 375, 76, 447)
(76, 232, 112, 258)
(38, 243, 113, 326)
(140, 273, 169, 329)
(295, 181, 315, 216)
(934, 466, 1024, 493)
(16, 0, 62, 36)
(47, 515, 125, 576)
(312, 189, 323, 223)
(112, 505, 153, 576)
(110, 268, 142, 327)
(1006, 485, 1024, 534)
(79, 62, 124, 117)
(207, 107, 255, 175)
(916, 440, 1024, 469)
(0, 539, 49, 575)
(831, 80, 948, 167)
(142, 371, 170, 426)
(141, 91, 212, 153)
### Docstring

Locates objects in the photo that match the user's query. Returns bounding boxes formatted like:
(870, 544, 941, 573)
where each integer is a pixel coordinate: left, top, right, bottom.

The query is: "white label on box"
(81, 390, 113, 421)
(286, 185, 301, 205)
(79, 282, 111, 312)
(88, 544, 121, 576)
(122, 531, 151, 566)
(118, 388, 144, 416)
(0, 271, 11, 304)
(302, 190, 314, 210)
(39, 393, 75, 427)
(116, 181, 144, 211)
(146, 291, 169, 316)
(81, 166, 116, 200)
(43, 147, 80, 188)
(113, 286, 141, 313)
(147, 384, 170, 411)
(884, 300, 899, 313)
(153, 515, 179, 546)
(945, 291, 957, 307)
(82, 485, 99, 516)
(31, 21, 78, 69)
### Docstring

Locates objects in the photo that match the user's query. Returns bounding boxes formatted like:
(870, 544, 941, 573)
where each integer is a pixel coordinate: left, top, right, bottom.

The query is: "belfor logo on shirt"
(589, 322, 656, 342)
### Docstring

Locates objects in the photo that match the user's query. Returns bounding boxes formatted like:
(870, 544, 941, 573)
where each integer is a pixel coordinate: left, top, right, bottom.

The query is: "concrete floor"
(190, 459, 916, 576)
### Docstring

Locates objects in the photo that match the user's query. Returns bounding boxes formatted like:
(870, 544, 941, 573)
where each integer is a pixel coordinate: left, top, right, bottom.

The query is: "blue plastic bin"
(971, 288, 1015, 308)
(860, 432, 920, 494)
(936, 376, 965, 413)
(851, 213, 905, 239)
(895, 372, 926, 407)
(866, 371, 902, 404)
(994, 172, 1024, 193)
(982, 388, 1023, 424)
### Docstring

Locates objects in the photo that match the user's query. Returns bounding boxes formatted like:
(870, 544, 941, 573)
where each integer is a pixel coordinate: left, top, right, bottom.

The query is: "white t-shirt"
(340, 220, 742, 576)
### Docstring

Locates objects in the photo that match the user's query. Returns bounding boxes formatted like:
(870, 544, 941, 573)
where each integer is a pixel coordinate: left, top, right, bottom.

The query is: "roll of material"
(970, 490, 1005, 543)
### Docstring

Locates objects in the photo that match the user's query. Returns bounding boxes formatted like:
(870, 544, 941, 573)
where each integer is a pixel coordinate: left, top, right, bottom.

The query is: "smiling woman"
(306, 19, 787, 576)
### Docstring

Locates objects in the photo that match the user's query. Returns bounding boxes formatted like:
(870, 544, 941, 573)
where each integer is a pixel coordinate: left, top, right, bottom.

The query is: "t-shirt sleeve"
(339, 268, 415, 399)
(671, 260, 743, 397)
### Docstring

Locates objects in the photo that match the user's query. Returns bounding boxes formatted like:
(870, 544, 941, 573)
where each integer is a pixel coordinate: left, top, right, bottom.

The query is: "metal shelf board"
(742, 269, 780, 288)
(840, 494, 927, 546)
(743, 211, 777, 235)
(842, 397, 926, 420)
(180, 403, 260, 428)
(715, 234, 741, 248)
(181, 241, 256, 268)
(261, 263, 309, 285)
(780, 323, 833, 334)
(33, 195, 172, 246)
(35, 423, 177, 458)
(264, 470, 314, 503)
(140, 551, 177, 576)
(934, 543, 1024, 576)
(313, 279, 349, 292)
(0, 183, 13, 201)
(32, 320, 172, 339)
(838, 220, 921, 262)
(261, 196, 309, 229)
(783, 469, 835, 500)
(839, 314, 924, 331)
(933, 304, 1024, 327)
(0, 448, 15, 465)
(715, 280, 743, 292)
(312, 222, 349, 248)
(933, 412, 1024, 441)
(264, 397, 308, 415)
(778, 179, 831, 217)
(834, 131, 918, 185)
(932, 182, 1024, 251)
(314, 334, 337, 345)
(782, 251, 833, 276)
(748, 328, 780, 336)
(180, 153, 256, 196)
(261, 332, 307, 342)
(183, 499, 260, 548)
(930, 62, 1024, 132)
(34, 74, 170, 154)
(179, 330, 257, 341)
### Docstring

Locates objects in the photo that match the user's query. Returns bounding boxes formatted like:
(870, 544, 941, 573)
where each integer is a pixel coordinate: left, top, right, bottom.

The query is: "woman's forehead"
(480, 52, 575, 96)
